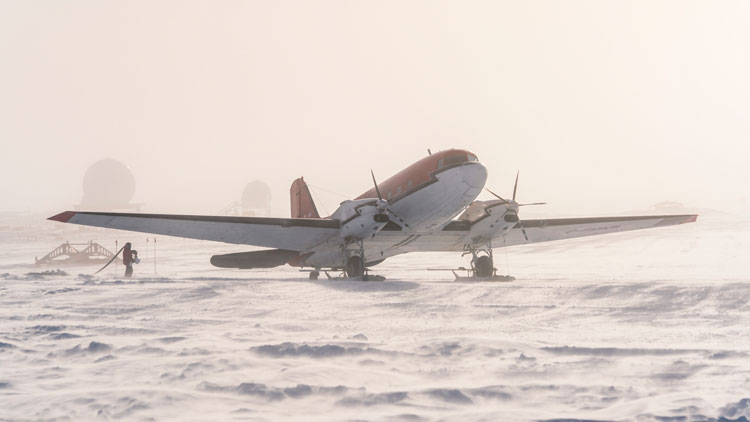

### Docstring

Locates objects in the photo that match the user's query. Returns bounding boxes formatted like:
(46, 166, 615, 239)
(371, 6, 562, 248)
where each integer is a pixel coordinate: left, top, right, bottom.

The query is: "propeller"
(487, 172, 546, 207)
(370, 169, 389, 213)
(370, 170, 409, 228)
(484, 187, 509, 203)
(518, 202, 547, 207)
(485, 171, 547, 241)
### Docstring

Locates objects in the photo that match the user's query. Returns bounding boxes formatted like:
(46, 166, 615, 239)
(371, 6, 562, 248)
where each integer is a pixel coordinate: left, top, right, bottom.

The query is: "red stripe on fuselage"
(357, 149, 478, 202)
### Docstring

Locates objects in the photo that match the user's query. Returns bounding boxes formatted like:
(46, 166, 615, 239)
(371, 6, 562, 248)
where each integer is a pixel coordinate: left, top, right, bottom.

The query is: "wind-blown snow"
(1, 215, 749, 421)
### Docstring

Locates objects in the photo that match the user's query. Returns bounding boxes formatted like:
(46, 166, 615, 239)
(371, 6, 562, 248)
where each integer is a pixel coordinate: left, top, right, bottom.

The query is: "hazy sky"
(1, 1, 748, 217)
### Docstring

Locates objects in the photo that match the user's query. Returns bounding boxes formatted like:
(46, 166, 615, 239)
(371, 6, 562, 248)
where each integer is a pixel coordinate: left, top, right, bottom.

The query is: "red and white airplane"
(49, 149, 697, 279)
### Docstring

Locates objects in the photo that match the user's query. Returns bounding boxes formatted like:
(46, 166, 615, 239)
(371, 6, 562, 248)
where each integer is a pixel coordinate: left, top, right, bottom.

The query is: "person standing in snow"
(123, 242, 136, 277)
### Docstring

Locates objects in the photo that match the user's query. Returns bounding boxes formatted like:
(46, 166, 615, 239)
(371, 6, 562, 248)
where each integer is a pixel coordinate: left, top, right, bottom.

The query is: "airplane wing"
(48, 211, 340, 252)
(492, 214, 698, 246)
(362, 214, 698, 255)
(49, 211, 697, 265)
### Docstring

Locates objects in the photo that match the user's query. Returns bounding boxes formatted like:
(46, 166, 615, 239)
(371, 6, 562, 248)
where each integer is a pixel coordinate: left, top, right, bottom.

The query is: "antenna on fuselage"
(427, 149, 432, 155)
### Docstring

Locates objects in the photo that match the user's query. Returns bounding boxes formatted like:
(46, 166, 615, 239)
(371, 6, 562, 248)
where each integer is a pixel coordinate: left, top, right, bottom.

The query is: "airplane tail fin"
(290, 177, 320, 218)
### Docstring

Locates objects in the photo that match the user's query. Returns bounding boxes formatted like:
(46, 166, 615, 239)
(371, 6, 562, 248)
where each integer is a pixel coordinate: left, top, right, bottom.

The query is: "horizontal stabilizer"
(210, 249, 299, 269)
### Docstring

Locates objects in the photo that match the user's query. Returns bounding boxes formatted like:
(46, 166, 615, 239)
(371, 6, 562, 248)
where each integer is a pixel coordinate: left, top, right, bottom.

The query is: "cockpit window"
(443, 154, 467, 167)
(437, 152, 475, 169)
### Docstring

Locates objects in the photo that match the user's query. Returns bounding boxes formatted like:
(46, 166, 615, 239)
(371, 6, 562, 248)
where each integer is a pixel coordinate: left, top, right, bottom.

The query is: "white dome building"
(79, 158, 139, 210)
(241, 180, 272, 216)
(239, 181, 271, 216)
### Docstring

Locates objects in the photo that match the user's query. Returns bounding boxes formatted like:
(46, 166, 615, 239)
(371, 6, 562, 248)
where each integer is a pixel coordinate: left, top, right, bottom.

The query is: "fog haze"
(1, 1, 748, 217)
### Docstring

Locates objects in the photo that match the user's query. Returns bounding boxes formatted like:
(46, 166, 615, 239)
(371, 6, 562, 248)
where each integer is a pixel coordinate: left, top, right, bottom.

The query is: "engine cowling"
(457, 200, 518, 243)
(331, 199, 390, 240)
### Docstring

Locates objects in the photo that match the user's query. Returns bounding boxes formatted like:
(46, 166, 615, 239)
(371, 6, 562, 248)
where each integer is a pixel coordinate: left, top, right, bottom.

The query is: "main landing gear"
(340, 239, 382, 281)
(346, 255, 365, 278)
(306, 239, 384, 281)
(339, 238, 368, 278)
(474, 255, 494, 278)
(464, 242, 496, 278)
(458, 242, 515, 282)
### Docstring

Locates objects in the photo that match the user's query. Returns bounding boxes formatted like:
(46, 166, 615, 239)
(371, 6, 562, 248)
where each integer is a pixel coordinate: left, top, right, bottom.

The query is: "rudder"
(290, 177, 320, 218)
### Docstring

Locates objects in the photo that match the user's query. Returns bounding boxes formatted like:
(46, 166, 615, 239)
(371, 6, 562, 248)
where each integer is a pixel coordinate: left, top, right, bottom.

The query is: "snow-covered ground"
(1, 215, 749, 422)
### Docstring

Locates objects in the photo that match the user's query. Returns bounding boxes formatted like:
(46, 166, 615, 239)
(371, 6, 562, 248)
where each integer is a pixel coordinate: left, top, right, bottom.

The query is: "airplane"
(49, 149, 697, 280)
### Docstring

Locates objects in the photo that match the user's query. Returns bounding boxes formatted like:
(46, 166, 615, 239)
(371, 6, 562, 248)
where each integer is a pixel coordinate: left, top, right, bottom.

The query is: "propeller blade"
(512, 171, 519, 202)
(518, 202, 547, 207)
(370, 170, 408, 227)
(518, 219, 529, 241)
(484, 188, 508, 202)
(370, 169, 382, 201)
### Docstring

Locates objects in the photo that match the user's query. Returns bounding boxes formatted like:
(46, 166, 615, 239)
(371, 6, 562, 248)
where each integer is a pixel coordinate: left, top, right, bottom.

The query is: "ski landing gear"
(465, 243, 496, 278)
(303, 240, 387, 281)
(426, 241, 515, 281)
(338, 239, 384, 281)
(458, 242, 515, 282)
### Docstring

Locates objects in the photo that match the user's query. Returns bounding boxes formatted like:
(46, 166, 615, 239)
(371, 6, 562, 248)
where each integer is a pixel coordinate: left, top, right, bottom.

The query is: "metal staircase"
(35, 241, 116, 267)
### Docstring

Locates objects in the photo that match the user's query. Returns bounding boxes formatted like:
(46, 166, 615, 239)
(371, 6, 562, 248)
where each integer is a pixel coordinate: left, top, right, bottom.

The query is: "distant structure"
(78, 158, 140, 211)
(35, 241, 116, 267)
(241, 181, 272, 216)
(220, 180, 272, 216)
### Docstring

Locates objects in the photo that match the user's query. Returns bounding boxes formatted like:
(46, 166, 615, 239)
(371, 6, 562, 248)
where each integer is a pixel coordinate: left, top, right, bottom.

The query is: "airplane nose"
(462, 163, 487, 188)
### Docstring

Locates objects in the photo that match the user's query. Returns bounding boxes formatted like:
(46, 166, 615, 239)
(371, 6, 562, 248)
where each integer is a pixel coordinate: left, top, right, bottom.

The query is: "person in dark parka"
(123, 242, 134, 277)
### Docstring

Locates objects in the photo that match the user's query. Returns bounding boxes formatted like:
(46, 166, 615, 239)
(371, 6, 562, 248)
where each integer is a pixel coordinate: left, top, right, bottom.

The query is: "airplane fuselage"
(356, 149, 487, 231)
(300, 149, 487, 268)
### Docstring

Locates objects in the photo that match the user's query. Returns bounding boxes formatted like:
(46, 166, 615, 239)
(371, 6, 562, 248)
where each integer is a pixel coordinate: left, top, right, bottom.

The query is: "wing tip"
(48, 211, 76, 223)
(682, 214, 698, 224)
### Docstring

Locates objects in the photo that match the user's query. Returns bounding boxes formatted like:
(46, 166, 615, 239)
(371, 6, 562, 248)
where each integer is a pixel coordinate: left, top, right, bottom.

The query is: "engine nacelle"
(457, 200, 518, 243)
(331, 199, 390, 241)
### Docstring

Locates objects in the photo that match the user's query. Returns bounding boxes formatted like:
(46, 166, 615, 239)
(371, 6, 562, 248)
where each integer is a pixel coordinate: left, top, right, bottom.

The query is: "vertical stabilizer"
(290, 177, 320, 218)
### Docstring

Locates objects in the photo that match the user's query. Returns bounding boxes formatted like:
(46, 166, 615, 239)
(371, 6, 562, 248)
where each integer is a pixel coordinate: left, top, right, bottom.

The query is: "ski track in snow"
(1, 216, 749, 421)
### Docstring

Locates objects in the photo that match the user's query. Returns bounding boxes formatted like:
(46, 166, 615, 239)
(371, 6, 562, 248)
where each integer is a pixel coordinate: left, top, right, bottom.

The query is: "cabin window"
(437, 158, 444, 169)
(387, 191, 392, 199)
(396, 186, 402, 195)
(407, 179, 413, 189)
